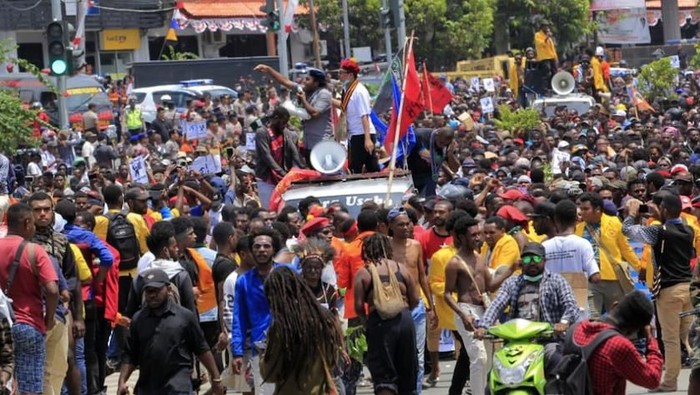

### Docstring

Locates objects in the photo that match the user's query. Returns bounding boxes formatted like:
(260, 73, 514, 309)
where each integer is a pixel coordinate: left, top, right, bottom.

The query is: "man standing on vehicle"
(332, 58, 378, 174)
(124, 97, 145, 138)
(534, 20, 558, 89)
(254, 64, 332, 162)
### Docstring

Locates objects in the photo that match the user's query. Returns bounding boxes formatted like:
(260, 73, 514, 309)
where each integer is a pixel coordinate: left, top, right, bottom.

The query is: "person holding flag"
(332, 59, 379, 174)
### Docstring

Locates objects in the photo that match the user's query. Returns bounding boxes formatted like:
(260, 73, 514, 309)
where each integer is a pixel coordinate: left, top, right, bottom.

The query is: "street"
(104, 358, 691, 394)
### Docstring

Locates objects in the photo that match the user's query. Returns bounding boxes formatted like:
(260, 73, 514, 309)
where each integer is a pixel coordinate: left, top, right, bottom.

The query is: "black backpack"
(546, 322, 619, 395)
(105, 212, 140, 270)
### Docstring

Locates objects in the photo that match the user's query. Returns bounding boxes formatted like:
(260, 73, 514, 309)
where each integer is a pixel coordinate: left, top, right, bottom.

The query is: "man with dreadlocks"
(261, 266, 343, 394)
(354, 233, 420, 395)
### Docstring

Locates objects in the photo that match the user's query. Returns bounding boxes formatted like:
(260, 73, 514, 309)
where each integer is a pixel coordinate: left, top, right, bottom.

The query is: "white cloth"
(454, 303, 488, 395)
(542, 234, 600, 279)
(222, 271, 239, 334)
(251, 354, 275, 395)
(345, 82, 376, 137)
(27, 162, 42, 177)
(136, 251, 156, 274)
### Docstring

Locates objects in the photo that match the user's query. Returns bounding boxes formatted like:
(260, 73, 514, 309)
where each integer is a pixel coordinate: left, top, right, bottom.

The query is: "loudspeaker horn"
(551, 71, 575, 96)
(310, 141, 347, 174)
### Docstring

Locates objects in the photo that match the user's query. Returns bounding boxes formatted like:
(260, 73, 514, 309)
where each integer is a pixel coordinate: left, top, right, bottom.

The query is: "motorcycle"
(485, 319, 552, 395)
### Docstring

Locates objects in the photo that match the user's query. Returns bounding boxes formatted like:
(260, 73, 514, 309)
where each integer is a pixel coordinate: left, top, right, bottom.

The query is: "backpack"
(105, 212, 140, 270)
(368, 261, 405, 320)
(547, 322, 619, 395)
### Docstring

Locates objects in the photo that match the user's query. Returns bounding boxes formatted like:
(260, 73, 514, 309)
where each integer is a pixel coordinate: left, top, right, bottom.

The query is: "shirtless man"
(444, 215, 515, 395)
(388, 207, 437, 392)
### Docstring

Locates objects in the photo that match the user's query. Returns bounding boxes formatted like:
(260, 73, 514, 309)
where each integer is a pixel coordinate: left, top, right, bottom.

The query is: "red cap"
(497, 189, 524, 201)
(340, 59, 360, 75)
(513, 138, 524, 145)
(300, 217, 331, 237)
(496, 205, 529, 231)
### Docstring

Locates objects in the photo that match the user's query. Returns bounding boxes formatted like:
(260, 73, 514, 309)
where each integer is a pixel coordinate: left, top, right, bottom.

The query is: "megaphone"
(551, 71, 575, 96)
(310, 141, 347, 174)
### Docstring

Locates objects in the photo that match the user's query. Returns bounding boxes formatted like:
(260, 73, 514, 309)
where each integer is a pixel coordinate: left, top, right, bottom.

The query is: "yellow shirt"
(591, 57, 608, 92)
(681, 212, 700, 259)
(95, 209, 150, 276)
(641, 218, 661, 289)
(70, 243, 92, 320)
(509, 59, 522, 97)
(480, 234, 520, 269)
(576, 214, 641, 280)
(534, 31, 557, 61)
(428, 244, 458, 331)
(524, 221, 547, 243)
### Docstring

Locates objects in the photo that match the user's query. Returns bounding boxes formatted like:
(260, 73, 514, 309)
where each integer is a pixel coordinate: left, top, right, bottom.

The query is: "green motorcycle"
(486, 319, 553, 395)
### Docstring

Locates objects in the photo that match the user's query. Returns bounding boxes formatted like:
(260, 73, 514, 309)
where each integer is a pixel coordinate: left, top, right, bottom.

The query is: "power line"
(0, 0, 44, 12)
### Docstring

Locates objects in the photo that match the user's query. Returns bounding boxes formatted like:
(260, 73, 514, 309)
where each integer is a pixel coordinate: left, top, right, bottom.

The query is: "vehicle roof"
(532, 93, 595, 103)
(185, 84, 234, 91)
(132, 85, 194, 93)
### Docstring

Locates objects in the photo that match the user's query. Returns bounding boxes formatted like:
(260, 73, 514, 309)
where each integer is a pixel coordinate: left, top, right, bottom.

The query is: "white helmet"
(595, 46, 605, 57)
(160, 94, 172, 102)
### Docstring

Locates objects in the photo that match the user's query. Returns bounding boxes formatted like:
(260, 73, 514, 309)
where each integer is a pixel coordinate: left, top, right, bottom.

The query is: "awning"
(177, 0, 306, 33)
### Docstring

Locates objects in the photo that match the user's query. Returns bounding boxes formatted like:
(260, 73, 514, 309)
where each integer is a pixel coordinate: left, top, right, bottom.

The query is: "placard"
(184, 121, 207, 141)
(129, 156, 149, 184)
(670, 55, 681, 69)
(480, 97, 494, 114)
(190, 154, 222, 175)
(245, 133, 256, 151)
(483, 78, 495, 92)
(470, 77, 480, 92)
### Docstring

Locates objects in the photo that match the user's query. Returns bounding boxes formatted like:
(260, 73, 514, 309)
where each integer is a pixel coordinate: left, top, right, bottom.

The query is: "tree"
(494, 0, 591, 56)
(637, 57, 676, 100)
(0, 41, 50, 153)
(161, 45, 199, 61)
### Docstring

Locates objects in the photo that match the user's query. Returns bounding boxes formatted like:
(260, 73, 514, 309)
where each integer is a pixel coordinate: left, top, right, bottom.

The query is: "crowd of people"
(1, 21, 700, 395)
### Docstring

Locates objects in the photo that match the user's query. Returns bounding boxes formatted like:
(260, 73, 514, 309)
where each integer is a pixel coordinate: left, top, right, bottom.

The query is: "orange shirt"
(336, 231, 374, 319)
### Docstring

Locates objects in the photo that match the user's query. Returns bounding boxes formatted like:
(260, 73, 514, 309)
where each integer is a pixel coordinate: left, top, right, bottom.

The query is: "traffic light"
(380, 8, 393, 29)
(259, 5, 280, 31)
(46, 21, 71, 76)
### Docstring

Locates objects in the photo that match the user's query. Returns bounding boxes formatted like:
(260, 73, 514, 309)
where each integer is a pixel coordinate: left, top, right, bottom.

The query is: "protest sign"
(129, 156, 149, 184)
(480, 97, 494, 114)
(184, 121, 207, 141)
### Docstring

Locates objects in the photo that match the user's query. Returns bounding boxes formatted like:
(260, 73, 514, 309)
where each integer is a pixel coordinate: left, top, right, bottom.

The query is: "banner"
(591, 0, 644, 11)
(597, 8, 651, 44)
(385, 39, 423, 156)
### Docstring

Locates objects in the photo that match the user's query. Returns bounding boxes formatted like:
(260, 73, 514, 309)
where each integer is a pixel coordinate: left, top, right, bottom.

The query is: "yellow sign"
(66, 87, 102, 96)
(101, 29, 141, 51)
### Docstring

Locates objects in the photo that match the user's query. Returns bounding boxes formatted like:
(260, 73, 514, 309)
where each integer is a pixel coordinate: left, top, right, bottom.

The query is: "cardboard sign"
(129, 156, 149, 184)
(457, 112, 475, 131)
(184, 121, 207, 141)
(190, 154, 222, 175)
(483, 78, 495, 92)
(480, 97, 494, 114)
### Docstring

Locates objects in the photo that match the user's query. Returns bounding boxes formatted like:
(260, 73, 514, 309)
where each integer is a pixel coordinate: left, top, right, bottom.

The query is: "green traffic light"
(51, 59, 67, 75)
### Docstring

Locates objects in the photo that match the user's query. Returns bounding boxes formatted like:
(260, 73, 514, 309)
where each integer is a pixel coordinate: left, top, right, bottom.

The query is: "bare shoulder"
(407, 239, 421, 248)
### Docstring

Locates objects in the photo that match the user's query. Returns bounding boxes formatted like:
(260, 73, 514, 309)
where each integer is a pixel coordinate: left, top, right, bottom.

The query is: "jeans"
(412, 301, 426, 393)
(76, 337, 87, 394)
(454, 303, 487, 395)
(657, 282, 693, 387)
(256, 178, 275, 209)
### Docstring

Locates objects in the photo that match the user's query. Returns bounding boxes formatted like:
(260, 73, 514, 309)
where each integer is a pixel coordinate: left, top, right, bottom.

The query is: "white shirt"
(345, 82, 376, 137)
(543, 234, 599, 279)
(27, 162, 42, 177)
(82, 141, 96, 167)
(222, 271, 239, 334)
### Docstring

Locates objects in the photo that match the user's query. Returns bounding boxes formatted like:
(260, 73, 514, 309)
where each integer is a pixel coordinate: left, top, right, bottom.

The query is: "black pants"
(112, 274, 133, 364)
(448, 330, 471, 395)
(200, 321, 223, 373)
(85, 301, 110, 394)
(366, 309, 417, 395)
(348, 134, 379, 174)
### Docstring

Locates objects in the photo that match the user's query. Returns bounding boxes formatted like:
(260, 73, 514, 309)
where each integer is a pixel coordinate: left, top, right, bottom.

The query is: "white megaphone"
(310, 140, 347, 174)
(551, 71, 575, 96)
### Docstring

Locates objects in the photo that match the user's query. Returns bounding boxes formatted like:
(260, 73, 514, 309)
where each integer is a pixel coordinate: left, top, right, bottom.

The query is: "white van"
(530, 93, 595, 117)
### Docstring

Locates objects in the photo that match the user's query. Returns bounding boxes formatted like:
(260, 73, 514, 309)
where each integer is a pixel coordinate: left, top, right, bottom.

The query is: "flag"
(165, 9, 181, 42)
(281, 0, 300, 41)
(627, 85, 654, 112)
(372, 46, 405, 116)
(384, 39, 423, 156)
(372, 75, 416, 165)
(422, 65, 453, 114)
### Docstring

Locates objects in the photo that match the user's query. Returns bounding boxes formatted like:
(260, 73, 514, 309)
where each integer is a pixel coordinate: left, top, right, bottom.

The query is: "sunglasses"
(522, 255, 543, 265)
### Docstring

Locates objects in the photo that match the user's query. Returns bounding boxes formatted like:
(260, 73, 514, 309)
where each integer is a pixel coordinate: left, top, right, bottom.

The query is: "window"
(99, 52, 133, 78)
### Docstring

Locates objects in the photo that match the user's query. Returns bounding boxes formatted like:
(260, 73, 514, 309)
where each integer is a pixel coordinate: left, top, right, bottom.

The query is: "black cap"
(521, 242, 546, 257)
(142, 269, 170, 289)
(528, 202, 556, 219)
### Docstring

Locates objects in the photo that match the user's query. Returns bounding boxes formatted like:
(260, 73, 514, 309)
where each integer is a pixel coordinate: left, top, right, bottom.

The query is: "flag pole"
(423, 62, 434, 114)
(384, 33, 414, 205)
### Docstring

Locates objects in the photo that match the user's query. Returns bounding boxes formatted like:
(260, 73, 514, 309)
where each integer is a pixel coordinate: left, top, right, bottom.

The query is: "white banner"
(597, 8, 651, 44)
(184, 121, 207, 141)
(591, 0, 644, 11)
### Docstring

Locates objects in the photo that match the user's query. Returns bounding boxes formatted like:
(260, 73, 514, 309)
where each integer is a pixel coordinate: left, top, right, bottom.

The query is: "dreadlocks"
(361, 232, 393, 264)
(263, 266, 342, 389)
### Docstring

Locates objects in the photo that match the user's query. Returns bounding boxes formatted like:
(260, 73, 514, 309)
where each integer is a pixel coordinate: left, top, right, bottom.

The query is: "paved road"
(105, 359, 691, 394)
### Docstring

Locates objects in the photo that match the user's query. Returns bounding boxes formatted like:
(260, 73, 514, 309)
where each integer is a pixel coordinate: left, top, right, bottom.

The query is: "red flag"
(628, 85, 655, 113)
(385, 40, 423, 156)
(422, 67, 453, 113)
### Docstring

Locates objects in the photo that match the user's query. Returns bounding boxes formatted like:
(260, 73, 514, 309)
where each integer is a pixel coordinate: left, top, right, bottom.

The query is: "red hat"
(300, 217, 331, 237)
(496, 205, 529, 231)
(340, 59, 360, 75)
(513, 138, 524, 145)
(497, 189, 524, 201)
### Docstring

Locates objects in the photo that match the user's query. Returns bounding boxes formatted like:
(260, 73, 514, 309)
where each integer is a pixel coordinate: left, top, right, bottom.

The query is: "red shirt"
(416, 227, 453, 270)
(573, 320, 663, 395)
(0, 236, 58, 333)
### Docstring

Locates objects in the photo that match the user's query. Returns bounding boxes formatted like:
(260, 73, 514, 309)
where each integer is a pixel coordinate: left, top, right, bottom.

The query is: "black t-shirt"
(407, 128, 433, 178)
(212, 253, 237, 301)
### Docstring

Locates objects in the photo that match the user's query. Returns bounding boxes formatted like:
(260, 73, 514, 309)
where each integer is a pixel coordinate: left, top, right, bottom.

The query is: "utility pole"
(396, 0, 406, 51)
(308, 0, 322, 68)
(382, 0, 392, 65)
(50, 0, 68, 129)
(342, 0, 350, 59)
(276, 0, 288, 76)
